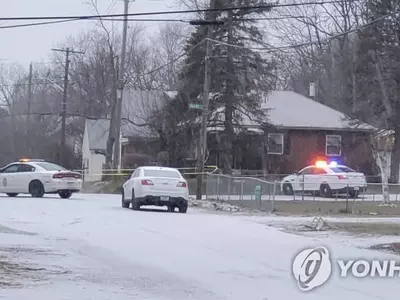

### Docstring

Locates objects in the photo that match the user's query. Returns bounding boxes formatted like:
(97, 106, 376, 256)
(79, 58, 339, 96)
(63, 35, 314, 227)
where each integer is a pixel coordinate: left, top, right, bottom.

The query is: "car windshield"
(330, 166, 356, 173)
(35, 162, 67, 171)
(143, 169, 181, 178)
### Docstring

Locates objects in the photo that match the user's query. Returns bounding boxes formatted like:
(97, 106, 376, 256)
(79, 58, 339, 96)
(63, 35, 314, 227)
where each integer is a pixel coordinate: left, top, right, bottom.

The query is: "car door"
(297, 167, 314, 191)
(15, 164, 36, 193)
(0, 164, 20, 193)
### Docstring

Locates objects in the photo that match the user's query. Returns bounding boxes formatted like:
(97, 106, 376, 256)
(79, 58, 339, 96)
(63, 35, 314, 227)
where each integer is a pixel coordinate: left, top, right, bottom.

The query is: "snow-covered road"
(0, 193, 399, 300)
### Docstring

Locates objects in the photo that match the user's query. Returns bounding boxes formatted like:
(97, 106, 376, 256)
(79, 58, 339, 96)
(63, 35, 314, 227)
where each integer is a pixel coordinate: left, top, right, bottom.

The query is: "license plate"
(160, 196, 170, 201)
(67, 182, 75, 185)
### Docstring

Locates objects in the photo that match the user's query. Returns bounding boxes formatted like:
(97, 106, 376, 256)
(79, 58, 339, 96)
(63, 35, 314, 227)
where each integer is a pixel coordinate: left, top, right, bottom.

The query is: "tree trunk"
(376, 150, 391, 203)
(390, 128, 400, 183)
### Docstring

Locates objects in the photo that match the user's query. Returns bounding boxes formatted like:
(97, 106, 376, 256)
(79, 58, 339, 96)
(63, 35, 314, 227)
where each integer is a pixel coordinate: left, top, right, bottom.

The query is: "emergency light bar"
(315, 160, 338, 168)
(19, 159, 45, 162)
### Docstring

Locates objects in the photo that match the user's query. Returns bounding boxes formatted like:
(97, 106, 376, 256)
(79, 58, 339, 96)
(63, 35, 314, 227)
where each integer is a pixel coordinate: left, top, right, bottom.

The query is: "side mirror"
(293, 172, 299, 175)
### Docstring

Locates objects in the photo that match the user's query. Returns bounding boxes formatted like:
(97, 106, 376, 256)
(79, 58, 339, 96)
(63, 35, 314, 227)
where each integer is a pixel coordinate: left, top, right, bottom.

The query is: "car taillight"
(177, 181, 187, 187)
(53, 173, 81, 179)
(141, 179, 154, 185)
(338, 175, 347, 180)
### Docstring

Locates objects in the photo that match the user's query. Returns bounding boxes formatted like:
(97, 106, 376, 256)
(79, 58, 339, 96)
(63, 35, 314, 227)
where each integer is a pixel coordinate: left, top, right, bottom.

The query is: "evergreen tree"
(162, 0, 275, 173)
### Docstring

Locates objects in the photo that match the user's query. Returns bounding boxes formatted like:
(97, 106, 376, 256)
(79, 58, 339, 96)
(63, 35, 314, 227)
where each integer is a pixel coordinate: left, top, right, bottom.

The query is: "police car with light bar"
(0, 159, 82, 199)
(121, 166, 189, 213)
(281, 160, 367, 198)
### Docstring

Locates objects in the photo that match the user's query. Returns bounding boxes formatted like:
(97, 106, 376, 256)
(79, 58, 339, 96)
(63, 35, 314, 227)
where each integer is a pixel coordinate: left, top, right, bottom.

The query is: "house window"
(268, 133, 284, 155)
(326, 135, 341, 156)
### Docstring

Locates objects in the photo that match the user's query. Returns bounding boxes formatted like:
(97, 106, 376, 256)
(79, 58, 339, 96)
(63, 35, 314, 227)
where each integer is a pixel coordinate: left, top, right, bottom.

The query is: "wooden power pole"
(51, 47, 84, 166)
(195, 0, 217, 200)
(113, 0, 130, 171)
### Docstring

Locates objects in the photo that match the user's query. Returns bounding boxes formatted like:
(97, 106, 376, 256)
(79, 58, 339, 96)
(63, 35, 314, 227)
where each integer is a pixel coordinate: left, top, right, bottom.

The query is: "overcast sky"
(0, 0, 181, 66)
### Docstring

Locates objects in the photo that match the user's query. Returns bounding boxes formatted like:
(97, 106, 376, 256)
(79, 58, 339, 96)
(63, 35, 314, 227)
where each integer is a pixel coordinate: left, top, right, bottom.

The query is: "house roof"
(261, 91, 374, 131)
(206, 90, 375, 132)
(85, 90, 174, 151)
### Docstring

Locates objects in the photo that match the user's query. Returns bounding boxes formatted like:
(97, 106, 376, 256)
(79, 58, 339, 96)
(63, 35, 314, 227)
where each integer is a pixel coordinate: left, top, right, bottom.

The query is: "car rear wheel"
(320, 184, 332, 198)
(179, 204, 188, 213)
(167, 205, 175, 213)
(282, 183, 294, 195)
(131, 189, 140, 210)
(121, 190, 130, 208)
(29, 180, 45, 198)
(6, 193, 18, 197)
(58, 190, 72, 199)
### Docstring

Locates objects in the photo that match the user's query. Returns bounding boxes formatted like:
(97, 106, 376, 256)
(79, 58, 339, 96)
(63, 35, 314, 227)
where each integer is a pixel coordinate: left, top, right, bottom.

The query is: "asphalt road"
(0, 193, 398, 300)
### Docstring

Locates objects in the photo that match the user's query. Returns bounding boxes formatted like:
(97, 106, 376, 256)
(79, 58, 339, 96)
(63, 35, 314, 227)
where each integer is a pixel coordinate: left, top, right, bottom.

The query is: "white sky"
(0, 0, 180, 66)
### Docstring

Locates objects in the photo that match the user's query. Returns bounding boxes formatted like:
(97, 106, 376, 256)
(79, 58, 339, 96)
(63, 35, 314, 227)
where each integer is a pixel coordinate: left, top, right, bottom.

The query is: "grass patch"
(330, 222, 400, 235)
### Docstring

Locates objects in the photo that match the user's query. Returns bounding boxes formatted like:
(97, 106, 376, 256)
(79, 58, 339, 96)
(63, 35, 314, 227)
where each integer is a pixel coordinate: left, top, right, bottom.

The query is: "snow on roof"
(261, 91, 375, 131)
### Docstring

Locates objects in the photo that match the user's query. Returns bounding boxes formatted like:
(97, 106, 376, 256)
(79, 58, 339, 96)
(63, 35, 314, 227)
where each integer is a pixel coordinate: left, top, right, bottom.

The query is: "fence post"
(217, 175, 220, 201)
(301, 174, 305, 201)
(271, 181, 276, 213)
(345, 184, 349, 213)
(240, 178, 244, 203)
(228, 177, 231, 202)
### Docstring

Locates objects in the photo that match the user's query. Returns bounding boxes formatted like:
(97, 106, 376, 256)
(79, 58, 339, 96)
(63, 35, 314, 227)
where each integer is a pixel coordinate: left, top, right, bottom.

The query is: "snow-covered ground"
(0, 193, 400, 299)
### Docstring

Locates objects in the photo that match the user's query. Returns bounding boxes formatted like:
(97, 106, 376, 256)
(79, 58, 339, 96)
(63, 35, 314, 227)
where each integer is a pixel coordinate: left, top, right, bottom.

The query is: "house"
(81, 90, 174, 182)
(205, 90, 377, 175)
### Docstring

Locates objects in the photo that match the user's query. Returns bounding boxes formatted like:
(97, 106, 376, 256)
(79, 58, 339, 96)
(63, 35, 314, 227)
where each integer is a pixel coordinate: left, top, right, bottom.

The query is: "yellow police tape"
(74, 166, 219, 177)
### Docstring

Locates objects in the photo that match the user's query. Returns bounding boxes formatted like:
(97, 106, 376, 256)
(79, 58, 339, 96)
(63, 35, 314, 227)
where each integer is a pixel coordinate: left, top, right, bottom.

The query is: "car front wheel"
(6, 193, 18, 197)
(121, 190, 130, 208)
(131, 189, 140, 210)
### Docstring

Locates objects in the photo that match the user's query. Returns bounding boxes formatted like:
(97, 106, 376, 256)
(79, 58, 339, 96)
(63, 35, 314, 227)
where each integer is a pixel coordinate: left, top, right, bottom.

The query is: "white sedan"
(0, 159, 82, 199)
(121, 166, 189, 213)
(281, 161, 367, 198)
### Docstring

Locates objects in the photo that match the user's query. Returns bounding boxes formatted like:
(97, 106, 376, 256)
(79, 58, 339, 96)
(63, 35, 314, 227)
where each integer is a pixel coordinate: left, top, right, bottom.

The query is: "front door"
(0, 164, 20, 193)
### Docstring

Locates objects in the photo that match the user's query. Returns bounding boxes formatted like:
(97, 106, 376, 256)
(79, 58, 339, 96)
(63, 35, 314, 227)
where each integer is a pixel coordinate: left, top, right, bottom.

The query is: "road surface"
(0, 193, 399, 300)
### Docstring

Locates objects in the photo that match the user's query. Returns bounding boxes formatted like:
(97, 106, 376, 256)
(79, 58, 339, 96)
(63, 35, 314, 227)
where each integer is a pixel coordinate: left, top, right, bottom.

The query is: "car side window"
(313, 168, 326, 175)
(131, 169, 141, 178)
(18, 164, 35, 172)
(2, 164, 19, 173)
(300, 167, 313, 175)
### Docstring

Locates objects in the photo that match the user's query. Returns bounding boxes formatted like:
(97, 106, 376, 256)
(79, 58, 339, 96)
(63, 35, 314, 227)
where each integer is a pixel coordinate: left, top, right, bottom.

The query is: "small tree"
(372, 130, 394, 203)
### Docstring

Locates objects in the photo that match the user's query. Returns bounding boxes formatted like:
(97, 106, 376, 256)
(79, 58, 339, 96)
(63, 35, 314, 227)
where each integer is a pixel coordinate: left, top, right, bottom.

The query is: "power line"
(207, 9, 399, 51)
(0, 19, 78, 29)
(0, 1, 356, 21)
(137, 8, 396, 76)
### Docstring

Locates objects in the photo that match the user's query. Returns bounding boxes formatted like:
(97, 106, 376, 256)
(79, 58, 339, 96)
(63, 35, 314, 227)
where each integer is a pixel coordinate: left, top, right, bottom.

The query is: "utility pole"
(27, 62, 33, 118)
(195, 0, 217, 200)
(113, 0, 130, 171)
(51, 47, 84, 166)
(26, 62, 33, 153)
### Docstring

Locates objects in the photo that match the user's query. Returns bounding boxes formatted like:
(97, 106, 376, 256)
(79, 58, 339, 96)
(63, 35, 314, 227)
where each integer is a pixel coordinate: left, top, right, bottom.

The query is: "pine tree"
(164, 0, 275, 173)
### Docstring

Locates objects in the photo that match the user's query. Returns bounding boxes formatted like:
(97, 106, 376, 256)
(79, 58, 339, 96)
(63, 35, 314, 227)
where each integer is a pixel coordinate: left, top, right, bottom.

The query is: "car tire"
(6, 193, 18, 197)
(320, 184, 332, 198)
(179, 204, 188, 213)
(282, 182, 294, 195)
(121, 190, 130, 208)
(349, 190, 359, 198)
(167, 205, 175, 213)
(58, 190, 72, 199)
(29, 180, 45, 198)
(131, 189, 140, 211)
